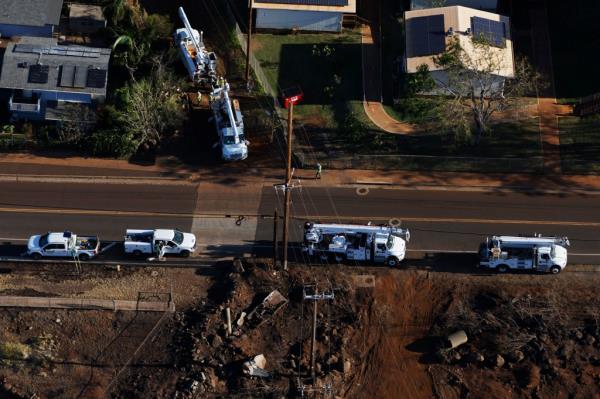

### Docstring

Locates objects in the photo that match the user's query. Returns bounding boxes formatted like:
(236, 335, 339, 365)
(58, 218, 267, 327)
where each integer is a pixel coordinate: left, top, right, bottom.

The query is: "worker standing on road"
(316, 163, 322, 179)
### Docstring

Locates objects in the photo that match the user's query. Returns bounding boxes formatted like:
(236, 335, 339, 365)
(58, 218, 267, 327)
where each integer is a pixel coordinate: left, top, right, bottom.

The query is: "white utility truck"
(210, 80, 248, 161)
(124, 229, 196, 257)
(27, 231, 100, 261)
(174, 7, 217, 85)
(302, 222, 410, 266)
(478, 235, 569, 274)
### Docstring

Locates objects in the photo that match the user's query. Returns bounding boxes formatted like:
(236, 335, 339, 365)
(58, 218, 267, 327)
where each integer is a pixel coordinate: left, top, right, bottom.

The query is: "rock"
(55, 318, 61, 324)
(469, 352, 485, 363)
(585, 335, 596, 346)
(210, 334, 222, 348)
(290, 359, 297, 369)
(343, 360, 351, 375)
(508, 350, 525, 363)
(151, 270, 159, 277)
(452, 352, 462, 362)
(493, 354, 505, 368)
(327, 355, 338, 366)
(574, 330, 584, 340)
(315, 362, 322, 374)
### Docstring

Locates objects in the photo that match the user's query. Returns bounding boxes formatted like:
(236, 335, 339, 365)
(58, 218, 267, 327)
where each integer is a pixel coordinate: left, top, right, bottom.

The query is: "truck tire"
(387, 257, 400, 267)
(133, 250, 143, 257)
(497, 264, 509, 273)
(78, 253, 90, 261)
(550, 265, 562, 274)
(180, 250, 191, 258)
(31, 252, 42, 260)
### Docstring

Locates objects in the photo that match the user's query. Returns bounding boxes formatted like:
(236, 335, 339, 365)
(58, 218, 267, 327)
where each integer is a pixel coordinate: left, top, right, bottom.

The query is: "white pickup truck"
(124, 229, 196, 257)
(27, 231, 100, 261)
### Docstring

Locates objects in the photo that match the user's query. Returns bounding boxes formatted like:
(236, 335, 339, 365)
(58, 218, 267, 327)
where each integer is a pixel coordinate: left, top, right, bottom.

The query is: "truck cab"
(373, 233, 406, 266)
(27, 231, 100, 261)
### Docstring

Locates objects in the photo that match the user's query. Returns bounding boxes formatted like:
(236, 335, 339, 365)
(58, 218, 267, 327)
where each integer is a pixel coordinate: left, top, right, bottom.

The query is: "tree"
(432, 37, 543, 144)
(113, 60, 186, 152)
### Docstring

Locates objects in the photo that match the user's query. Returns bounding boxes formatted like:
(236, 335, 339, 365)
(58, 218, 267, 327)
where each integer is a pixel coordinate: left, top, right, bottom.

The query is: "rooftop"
(69, 4, 105, 21)
(252, 0, 356, 13)
(0, 0, 63, 27)
(404, 5, 514, 78)
(0, 36, 111, 96)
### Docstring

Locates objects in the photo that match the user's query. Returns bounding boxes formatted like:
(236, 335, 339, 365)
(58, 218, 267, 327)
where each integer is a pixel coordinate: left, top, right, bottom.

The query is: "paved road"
(0, 181, 599, 264)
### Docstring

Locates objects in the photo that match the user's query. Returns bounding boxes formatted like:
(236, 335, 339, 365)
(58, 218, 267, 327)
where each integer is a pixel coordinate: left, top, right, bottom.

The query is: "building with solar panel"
(0, 37, 111, 122)
(403, 6, 514, 95)
(0, 0, 63, 38)
(251, 0, 356, 33)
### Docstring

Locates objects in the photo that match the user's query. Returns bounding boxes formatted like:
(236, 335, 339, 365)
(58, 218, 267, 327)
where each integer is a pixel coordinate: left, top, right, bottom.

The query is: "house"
(0, 0, 63, 38)
(69, 4, 107, 34)
(403, 6, 514, 94)
(251, 0, 356, 33)
(410, 0, 498, 12)
(0, 37, 111, 121)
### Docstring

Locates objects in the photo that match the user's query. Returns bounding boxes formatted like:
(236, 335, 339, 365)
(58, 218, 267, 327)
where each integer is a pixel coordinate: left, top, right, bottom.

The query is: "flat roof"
(0, 0, 63, 27)
(69, 4, 105, 21)
(252, 0, 356, 13)
(405, 6, 514, 78)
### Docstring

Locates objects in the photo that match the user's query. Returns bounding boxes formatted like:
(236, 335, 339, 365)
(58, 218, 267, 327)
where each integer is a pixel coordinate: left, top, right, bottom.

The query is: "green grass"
(560, 116, 600, 174)
(253, 30, 365, 128)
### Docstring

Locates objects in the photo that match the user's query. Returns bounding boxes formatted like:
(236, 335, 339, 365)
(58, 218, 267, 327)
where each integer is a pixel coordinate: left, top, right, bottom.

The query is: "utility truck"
(478, 235, 569, 274)
(210, 80, 248, 161)
(174, 7, 217, 85)
(27, 231, 100, 261)
(124, 229, 196, 257)
(302, 222, 410, 266)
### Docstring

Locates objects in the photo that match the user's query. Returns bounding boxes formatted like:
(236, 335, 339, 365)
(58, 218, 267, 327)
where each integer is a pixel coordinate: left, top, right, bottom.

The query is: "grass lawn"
(560, 116, 600, 174)
(252, 30, 364, 128)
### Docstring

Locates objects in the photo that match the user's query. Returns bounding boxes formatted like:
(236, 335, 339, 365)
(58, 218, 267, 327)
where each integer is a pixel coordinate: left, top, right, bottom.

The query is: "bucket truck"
(210, 79, 248, 161)
(302, 222, 410, 267)
(174, 7, 217, 85)
(478, 235, 569, 274)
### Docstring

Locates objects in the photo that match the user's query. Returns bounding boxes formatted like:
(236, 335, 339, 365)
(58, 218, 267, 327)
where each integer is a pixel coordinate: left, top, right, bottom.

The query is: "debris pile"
(428, 288, 600, 398)
(170, 259, 365, 398)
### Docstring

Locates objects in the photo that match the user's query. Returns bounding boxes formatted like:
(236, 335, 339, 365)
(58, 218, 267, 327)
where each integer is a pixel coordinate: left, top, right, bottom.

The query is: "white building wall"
(411, 0, 498, 11)
(255, 9, 343, 32)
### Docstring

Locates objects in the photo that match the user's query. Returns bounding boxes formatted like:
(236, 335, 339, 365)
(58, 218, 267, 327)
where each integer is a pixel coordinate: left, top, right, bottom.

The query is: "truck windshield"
(173, 231, 184, 245)
(39, 233, 49, 247)
(386, 235, 394, 250)
(223, 136, 235, 145)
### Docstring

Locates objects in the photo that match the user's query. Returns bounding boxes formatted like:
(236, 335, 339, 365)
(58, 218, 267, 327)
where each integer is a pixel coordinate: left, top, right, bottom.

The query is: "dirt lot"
(0, 262, 599, 398)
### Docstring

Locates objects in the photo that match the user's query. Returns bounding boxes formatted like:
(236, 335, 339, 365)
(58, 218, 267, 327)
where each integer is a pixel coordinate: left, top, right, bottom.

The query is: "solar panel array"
(27, 64, 49, 84)
(86, 69, 107, 89)
(406, 15, 446, 57)
(14, 44, 109, 59)
(471, 17, 506, 48)
(255, 0, 348, 6)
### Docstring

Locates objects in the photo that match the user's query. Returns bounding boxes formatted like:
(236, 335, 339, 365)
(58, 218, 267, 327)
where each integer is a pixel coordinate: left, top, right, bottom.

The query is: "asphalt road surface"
(1, 181, 599, 264)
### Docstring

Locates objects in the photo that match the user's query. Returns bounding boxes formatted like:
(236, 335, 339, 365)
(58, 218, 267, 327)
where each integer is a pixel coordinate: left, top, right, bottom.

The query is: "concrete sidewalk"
(0, 296, 175, 312)
(2, 153, 600, 194)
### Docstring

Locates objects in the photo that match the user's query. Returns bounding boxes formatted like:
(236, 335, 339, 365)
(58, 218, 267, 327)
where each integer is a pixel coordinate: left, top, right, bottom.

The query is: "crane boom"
(222, 83, 239, 138)
(178, 7, 202, 54)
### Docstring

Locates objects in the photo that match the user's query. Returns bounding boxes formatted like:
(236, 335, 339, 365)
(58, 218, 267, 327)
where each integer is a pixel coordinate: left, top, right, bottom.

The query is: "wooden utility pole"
(273, 208, 279, 268)
(245, 0, 253, 83)
(310, 285, 318, 382)
(282, 101, 294, 271)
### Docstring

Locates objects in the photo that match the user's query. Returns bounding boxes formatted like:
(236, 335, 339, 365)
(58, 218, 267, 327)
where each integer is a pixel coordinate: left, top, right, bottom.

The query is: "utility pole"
(245, 0, 253, 83)
(303, 283, 334, 384)
(273, 208, 279, 268)
(279, 87, 303, 271)
(282, 100, 294, 270)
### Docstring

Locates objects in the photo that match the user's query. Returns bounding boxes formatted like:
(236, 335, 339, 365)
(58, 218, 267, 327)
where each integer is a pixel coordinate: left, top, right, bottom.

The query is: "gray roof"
(0, 0, 64, 27)
(0, 37, 111, 96)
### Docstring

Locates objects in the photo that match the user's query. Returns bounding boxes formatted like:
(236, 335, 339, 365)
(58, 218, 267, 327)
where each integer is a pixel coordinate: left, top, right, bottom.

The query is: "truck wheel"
(497, 264, 509, 273)
(78, 253, 90, 261)
(387, 257, 400, 267)
(31, 252, 42, 260)
(180, 250, 191, 258)
(550, 265, 562, 274)
(133, 250, 142, 257)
